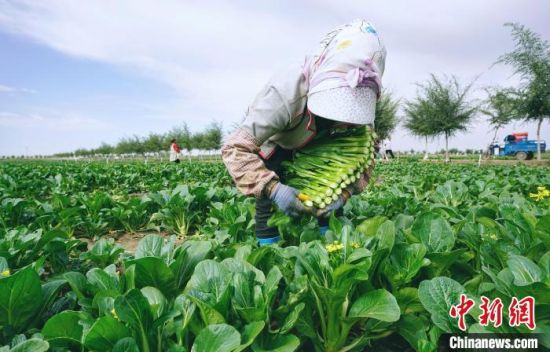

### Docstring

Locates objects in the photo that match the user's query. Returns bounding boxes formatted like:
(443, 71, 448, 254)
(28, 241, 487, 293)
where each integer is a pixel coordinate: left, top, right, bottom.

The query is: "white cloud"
(0, 0, 313, 124)
(0, 84, 16, 93)
(0, 84, 37, 94)
(0, 111, 111, 131)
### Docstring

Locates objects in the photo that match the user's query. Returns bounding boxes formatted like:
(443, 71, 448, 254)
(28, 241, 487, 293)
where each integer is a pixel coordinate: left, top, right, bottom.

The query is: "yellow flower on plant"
(326, 241, 344, 253)
(111, 308, 118, 319)
(1, 270, 10, 277)
(530, 186, 549, 201)
(529, 193, 542, 201)
(352, 243, 361, 249)
(490, 234, 498, 241)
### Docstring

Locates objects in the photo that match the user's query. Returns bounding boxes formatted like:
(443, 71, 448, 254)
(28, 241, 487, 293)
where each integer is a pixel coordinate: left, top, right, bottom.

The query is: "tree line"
(374, 23, 549, 161)
(53, 122, 222, 157)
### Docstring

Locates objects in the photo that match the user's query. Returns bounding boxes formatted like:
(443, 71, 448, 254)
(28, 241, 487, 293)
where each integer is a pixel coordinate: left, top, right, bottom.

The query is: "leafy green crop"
(283, 127, 375, 208)
(0, 159, 548, 351)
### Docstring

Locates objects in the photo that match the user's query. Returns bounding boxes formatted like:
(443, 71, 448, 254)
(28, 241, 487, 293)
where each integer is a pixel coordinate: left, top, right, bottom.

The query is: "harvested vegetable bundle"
(282, 126, 376, 209)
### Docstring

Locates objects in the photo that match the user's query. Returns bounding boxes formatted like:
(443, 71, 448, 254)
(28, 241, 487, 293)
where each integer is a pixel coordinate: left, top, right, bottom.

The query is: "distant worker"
(221, 19, 386, 245)
(384, 137, 394, 159)
(169, 138, 181, 163)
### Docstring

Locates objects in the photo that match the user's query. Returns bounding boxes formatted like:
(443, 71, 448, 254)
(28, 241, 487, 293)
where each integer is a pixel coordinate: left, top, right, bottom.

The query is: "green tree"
(497, 23, 550, 160)
(116, 136, 143, 155)
(191, 133, 206, 150)
(374, 90, 400, 141)
(74, 148, 90, 157)
(95, 142, 114, 155)
(51, 121, 223, 158)
(404, 74, 477, 162)
(142, 133, 164, 152)
(403, 95, 437, 160)
(479, 88, 517, 152)
(202, 122, 223, 150)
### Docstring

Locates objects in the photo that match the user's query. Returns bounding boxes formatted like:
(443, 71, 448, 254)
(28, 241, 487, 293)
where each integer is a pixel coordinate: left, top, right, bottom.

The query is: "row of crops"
(0, 160, 549, 351)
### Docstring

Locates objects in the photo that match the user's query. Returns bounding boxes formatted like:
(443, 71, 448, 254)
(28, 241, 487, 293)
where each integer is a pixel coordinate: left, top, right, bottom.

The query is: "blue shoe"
(258, 235, 280, 246)
(319, 226, 329, 236)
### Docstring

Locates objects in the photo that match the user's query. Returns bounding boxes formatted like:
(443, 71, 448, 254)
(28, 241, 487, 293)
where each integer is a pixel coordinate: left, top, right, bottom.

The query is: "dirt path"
(81, 231, 178, 252)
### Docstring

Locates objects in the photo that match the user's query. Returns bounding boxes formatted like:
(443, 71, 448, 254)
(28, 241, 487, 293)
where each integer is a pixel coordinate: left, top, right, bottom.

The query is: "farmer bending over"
(222, 19, 386, 245)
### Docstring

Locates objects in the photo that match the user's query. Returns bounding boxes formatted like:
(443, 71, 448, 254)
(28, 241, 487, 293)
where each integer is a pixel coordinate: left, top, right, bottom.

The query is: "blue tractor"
(490, 132, 546, 160)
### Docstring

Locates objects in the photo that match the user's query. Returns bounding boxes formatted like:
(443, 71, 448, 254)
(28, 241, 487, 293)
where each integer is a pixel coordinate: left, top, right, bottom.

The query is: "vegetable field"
(1, 160, 549, 352)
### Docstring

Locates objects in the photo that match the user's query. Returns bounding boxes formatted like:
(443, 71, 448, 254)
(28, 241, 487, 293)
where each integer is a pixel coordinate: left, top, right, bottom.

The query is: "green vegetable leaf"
(10, 338, 49, 352)
(394, 287, 424, 314)
(186, 260, 231, 317)
(140, 286, 166, 320)
(191, 324, 241, 352)
(540, 251, 550, 282)
(348, 289, 400, 322)
(412, 212, 455, 253)
(63, 271, 88, 300)
(84, 316, 131, 351)
(278, 303, 305, 334)
(384, 243, 427, 286)
(114, 289, 154, 352)
(507, 255, 542, 286)
(236, 321, 265, 352)
(135, 234, 165, 258)
(418, 277, 465, 333)
(0, 257, 8, 273)
(0, 267, 43, 332)
(170, 240, 212, 289)
(86, 267, 120, 293)
(376, 220, 396, 252)
(252, 333, 300, 352)
(42, 311, 83, 348)
(187, 295, 226, 325)
(37, 279, 67, 320)
(357, 216, 388, 238)
(125, 257, 177, 297)
(398, 314, 429, 351)
(112, 337, 140, 352)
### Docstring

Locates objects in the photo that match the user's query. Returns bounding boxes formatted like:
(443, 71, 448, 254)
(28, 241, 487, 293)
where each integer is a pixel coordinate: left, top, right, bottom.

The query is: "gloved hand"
(316, 189, 351, 218)
(316, 196, 345, 219)
(269, 183, 308, 217)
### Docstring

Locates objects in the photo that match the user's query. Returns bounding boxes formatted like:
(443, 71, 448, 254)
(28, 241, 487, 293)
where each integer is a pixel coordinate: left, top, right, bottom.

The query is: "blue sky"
(0, 0, 549, 156)
(0, 28, 182, 155)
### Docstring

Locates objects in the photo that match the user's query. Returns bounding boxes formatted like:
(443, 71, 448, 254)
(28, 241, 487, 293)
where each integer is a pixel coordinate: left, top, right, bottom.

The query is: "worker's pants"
(255, 146, 340, 240)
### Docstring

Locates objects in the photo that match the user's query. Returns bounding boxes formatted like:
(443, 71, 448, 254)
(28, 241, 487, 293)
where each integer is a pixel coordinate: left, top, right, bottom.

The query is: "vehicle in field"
(490, 132, 546, 160)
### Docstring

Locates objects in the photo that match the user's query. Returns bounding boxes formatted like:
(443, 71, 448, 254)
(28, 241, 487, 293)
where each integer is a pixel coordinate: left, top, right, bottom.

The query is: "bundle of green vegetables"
(282, 126, 376, 209)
